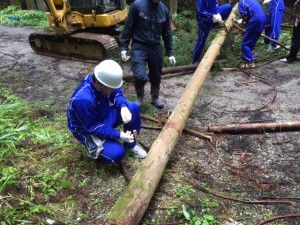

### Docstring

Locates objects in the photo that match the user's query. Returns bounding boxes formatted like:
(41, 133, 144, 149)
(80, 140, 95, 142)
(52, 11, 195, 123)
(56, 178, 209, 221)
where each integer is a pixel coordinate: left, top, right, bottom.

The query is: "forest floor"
(1, 24, 300, 225)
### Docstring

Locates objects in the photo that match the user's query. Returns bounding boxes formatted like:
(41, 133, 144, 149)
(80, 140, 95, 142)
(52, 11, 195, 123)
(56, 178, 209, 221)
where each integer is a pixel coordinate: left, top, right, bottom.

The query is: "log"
(105, 4, 239, 225)
(161, 64, 198, 74)
(207, 121, 300, 134)
(123, 64, 198, 81)
(26, 0, 37, 9)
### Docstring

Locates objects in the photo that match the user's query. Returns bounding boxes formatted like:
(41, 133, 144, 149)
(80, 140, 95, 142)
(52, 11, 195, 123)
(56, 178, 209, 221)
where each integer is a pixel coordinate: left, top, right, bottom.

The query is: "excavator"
(29, 0, 128, 62)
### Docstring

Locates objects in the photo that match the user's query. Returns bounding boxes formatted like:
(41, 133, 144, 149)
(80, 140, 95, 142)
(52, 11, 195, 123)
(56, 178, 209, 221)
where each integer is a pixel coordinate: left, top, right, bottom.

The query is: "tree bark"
(207, 121, 300, 134)
(105, 4, 239, 225)
(169, 0, 177, 15)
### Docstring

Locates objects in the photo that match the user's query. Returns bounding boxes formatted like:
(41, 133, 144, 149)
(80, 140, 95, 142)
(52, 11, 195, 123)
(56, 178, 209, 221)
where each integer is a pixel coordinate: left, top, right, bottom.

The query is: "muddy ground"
(1, 24, 300, 225)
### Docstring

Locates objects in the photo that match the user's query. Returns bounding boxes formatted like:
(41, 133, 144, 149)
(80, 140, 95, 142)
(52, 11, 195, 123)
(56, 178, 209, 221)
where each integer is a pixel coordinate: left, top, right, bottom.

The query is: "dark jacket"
(120, 0, 173, 56)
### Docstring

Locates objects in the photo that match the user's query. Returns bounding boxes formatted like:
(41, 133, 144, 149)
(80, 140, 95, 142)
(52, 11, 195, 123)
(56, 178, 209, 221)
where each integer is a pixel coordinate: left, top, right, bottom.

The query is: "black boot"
(135, 87, 144, 106)
(150, 86, 164, 109)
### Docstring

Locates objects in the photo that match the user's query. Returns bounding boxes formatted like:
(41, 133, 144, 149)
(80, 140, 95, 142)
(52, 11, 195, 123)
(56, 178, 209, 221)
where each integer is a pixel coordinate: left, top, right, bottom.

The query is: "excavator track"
(29, 30, 119, 62)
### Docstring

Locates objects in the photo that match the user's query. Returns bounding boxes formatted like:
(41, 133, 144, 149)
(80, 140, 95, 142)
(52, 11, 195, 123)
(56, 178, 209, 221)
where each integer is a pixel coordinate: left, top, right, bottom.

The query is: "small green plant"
(180, 204, 217, 225)
(263, 210, 273, 218)
(176, 184, 195, 199)
(34, 168, 74, 197)
(0, 166, 19, 192)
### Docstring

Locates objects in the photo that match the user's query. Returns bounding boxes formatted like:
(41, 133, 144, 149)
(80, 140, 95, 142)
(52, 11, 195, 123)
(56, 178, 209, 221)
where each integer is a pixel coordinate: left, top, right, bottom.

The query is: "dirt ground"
(1, 24, 300, 225)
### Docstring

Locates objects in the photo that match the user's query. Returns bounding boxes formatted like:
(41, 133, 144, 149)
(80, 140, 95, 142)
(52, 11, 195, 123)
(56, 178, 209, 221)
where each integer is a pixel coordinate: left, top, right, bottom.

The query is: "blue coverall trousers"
(264, 9, 285, 47)
(242, 31, 262, 62)
(74, 102, 141, 164)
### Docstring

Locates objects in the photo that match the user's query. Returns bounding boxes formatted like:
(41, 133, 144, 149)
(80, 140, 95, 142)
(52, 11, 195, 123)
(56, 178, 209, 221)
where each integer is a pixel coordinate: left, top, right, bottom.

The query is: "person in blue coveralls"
(67, 60, 147, 164)
(237, 0, 266, 69)
(192, 0, 233, 64)
(263, 0, 285, 52)
(280, 0, 300, 63)
(120, 0, 176, 109)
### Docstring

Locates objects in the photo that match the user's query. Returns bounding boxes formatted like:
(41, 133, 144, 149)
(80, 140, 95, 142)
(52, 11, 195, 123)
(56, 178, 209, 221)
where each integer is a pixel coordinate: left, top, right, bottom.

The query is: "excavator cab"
(29, 0, 128, 62)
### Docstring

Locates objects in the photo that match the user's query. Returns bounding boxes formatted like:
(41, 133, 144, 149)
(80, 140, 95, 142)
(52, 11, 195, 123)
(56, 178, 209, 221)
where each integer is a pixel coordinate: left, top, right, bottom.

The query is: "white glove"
(168, 56, 176, 65)
(236, 19, 243, 25)
(121, 107, 132, 124)
(121, 50, 130, 62)
(262, 0, 271, 4)
(212, 14, 222, 23)
(120, 131, 134, 143)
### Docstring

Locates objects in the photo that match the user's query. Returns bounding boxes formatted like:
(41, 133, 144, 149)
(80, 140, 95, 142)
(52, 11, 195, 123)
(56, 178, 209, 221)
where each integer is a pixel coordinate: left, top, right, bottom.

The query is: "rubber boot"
(150, 86, 164, 109)
(135, 87, 144, 107)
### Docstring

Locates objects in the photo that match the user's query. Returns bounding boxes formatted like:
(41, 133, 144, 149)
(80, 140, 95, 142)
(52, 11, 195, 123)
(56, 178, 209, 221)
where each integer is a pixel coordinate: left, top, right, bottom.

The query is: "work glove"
(236, 19, 243, 25)
(168, 56, 176, 65)
(121, 50, 130, 62)
(121, 107, 132, 124)
(120, 131, 134, 143)
(212, 14, 223, 23)
(262, 0, 271, 4)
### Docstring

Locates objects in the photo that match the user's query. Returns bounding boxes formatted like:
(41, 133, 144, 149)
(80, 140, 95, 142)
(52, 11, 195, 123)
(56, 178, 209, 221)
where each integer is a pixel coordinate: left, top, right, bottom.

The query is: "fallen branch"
(190, 178, 293, 206)
(207, 121, 300, 134)
(141, 114, 213, 141)
(161, 71, 192, 79)
(119, 160, 132, 183)
(255, 213, 300, 225)
(123, 64, 197, 81)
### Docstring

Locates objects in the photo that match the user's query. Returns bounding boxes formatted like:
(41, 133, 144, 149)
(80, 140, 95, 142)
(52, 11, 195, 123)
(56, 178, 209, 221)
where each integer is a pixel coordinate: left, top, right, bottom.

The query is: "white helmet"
(94, 60, 123, 89)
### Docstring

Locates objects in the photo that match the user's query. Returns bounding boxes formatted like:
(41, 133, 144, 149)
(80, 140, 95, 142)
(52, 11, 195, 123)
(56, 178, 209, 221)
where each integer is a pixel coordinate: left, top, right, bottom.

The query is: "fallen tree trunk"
(123, 64, 198, 80)
(207, 121, 300, 134)
(162, 64, 198, 74)
(105, 4, 239, 225)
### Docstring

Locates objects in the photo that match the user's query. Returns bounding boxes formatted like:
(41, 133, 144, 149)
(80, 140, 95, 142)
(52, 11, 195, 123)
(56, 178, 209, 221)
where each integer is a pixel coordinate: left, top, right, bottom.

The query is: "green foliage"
(176, 184, 195, 199)
(167, 11, 197, 66)
(0, 89, 81, 224)
(0, 90, 32, 160)
(180, 204, 217, 225)
(34, 168, 74, 197)
(0, 6, 48, 28)
(0, 166, 19, 192)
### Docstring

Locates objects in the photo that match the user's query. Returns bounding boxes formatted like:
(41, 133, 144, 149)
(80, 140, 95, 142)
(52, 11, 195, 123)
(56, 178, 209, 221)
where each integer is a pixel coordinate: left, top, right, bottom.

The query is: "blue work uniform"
(238, 0, 266, 62)
(193, 0, 233, 64)
(120, 0, 173, 89)
(67, 74, 141, 164)
(264, 0, 285, 47)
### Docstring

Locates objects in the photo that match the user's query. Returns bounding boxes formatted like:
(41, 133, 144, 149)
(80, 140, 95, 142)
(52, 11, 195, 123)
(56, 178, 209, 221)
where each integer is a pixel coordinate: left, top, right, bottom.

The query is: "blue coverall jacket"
(193, 0, 233, 63)
(67, 74, 141, 163)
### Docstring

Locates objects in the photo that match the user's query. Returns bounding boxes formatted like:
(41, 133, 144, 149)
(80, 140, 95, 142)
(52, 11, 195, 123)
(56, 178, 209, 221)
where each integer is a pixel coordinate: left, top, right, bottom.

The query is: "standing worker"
(263, 0, 285, 52)
(120, 0, 176, 109)
(280, 0, 300, 63)
(67, 60, 147, 164)
(237, 0, 266, 68)
(193, 0, 233, 64)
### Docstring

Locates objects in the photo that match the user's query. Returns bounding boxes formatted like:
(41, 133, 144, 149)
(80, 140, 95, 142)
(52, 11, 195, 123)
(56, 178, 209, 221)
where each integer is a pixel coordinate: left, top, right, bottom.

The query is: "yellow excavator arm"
(44, 0, 127, 34)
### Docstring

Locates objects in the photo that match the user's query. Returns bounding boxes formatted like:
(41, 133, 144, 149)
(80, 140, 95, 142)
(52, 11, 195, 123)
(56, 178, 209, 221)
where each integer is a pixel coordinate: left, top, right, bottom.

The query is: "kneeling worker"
(67, 60, 147, 164)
